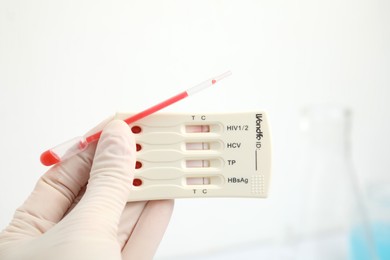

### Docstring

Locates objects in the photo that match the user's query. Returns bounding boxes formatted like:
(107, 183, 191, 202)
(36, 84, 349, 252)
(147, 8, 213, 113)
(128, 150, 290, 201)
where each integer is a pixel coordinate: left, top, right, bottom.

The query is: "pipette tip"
(213, 71, 232, 83)
(186, 71, 232, 96)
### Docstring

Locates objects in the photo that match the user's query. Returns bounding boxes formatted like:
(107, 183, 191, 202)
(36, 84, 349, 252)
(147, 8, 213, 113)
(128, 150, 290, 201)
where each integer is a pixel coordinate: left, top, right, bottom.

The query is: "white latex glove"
(0, 120, 174, 260)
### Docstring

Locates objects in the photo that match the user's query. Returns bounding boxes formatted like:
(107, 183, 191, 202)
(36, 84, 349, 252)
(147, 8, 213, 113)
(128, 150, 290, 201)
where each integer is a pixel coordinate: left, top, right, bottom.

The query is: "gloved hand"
(0, 120, 174, 260)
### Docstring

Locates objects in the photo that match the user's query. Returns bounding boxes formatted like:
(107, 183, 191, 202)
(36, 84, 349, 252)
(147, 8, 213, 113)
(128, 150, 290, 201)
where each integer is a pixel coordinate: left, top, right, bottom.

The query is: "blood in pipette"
(40, 150, 60, 166)
(212, 79, 216, 84)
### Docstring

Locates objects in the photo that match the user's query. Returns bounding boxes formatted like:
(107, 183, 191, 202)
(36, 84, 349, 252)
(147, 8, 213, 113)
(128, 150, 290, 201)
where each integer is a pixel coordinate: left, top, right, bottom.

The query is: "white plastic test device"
(115, 112, 272, 201)
(39, 72, 272, 201)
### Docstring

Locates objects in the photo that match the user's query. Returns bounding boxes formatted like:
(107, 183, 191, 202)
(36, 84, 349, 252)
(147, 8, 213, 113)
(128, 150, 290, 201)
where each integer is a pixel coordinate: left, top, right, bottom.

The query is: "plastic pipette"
(40, 71, 232, 166)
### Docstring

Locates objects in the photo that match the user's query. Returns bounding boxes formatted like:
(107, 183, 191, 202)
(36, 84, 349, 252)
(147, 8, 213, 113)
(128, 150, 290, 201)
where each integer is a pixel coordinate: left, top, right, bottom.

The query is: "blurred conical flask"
(295, 105, 376, 260)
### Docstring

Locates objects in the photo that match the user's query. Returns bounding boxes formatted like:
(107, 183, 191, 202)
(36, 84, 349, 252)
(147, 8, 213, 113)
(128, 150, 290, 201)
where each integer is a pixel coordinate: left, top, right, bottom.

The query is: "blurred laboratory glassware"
(293, 105, 376, 260)
(351, 177, 390, 260)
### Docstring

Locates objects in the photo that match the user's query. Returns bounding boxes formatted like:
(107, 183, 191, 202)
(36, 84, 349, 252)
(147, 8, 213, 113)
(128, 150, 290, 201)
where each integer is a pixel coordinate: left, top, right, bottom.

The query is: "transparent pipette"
(40, 71, 232, 166)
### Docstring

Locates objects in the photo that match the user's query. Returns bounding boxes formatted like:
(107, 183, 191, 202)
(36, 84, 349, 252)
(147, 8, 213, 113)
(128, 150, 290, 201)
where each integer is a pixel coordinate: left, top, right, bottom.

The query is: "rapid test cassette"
(115, 112, 272, 201)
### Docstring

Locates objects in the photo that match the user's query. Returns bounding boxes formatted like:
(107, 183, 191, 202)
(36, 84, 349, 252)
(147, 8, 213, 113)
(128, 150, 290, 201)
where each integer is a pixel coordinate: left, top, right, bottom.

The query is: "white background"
(1, 0, 389, 259)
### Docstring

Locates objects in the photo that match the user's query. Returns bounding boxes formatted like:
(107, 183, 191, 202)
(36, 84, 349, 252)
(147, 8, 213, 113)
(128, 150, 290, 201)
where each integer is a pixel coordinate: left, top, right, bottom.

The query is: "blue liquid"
(350, 223, 390, 260)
